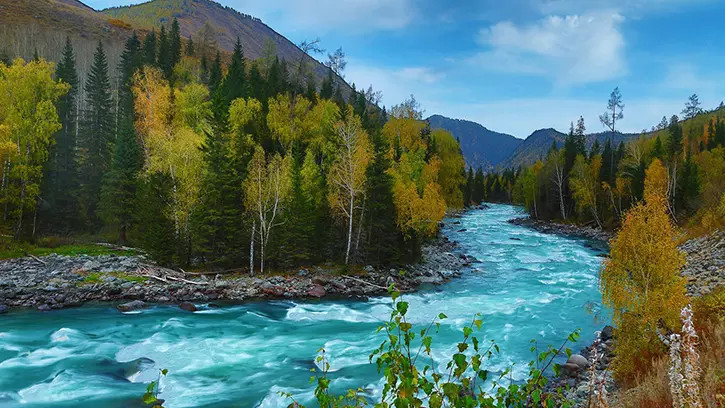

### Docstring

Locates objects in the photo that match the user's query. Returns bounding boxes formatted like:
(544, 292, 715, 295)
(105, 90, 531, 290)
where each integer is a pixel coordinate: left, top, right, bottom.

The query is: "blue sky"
(85, 0, 725, 138)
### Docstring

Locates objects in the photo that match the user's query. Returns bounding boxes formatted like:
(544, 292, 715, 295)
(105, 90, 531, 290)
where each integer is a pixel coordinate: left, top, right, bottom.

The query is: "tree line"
(0, 19, 467, 272)
(467, 88, 725, 233)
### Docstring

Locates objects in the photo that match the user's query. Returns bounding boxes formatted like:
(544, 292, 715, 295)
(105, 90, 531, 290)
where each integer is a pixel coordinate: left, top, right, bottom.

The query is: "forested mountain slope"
(427, 114, 522, 170)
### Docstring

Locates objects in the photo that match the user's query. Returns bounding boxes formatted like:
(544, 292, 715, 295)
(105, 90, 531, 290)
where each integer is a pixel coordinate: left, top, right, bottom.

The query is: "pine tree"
(169, 18, 182, 68)
(99, 33, 143, 244)
(600, 138, 614, 184)
(142, 29, 157, 66)
(320, 71, 334, 100)
(208, 51, 222, 94)
(667, 115, 683, 160)
(40, 36, 80, 232)
(137, 172, 176, 265)
(219, 37, 247, 106)
(157, 25, 171, 78)
(248, 62, 265, 101)
(200, 53, 208, 84)
(277, 147, 316, 266)
(80, 40, 114, 230)
(590, 139, 601, 159)
(363, 130, 401, 264)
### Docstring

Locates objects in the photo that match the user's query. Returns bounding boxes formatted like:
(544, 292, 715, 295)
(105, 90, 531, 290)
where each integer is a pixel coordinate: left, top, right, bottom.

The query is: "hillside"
(427, 114, 522, 170)
(0, 0, 349, 95)
(100, 0, 343, 88)
(497, 129, 640, 169)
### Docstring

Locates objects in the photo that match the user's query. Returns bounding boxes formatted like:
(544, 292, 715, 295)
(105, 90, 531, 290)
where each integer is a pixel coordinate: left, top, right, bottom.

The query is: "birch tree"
(243, 146, 291, 275)
(327, 110, 371, 264)
(570, 154, 603, 229)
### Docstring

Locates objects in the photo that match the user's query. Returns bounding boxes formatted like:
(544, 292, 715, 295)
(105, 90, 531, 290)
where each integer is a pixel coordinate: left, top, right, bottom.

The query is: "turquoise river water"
(0, 204, 609, 407)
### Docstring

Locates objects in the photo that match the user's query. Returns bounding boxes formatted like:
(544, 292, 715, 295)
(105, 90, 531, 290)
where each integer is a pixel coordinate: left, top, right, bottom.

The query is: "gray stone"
(117, 300, 146, 312)
(363, 265, 374, 273)
(0, 304, 7, 314)
(37, 304, 51, 312)
(567, 354, 589, 369)
(308, 284, 326, 298)
(601, 325, 614, 341)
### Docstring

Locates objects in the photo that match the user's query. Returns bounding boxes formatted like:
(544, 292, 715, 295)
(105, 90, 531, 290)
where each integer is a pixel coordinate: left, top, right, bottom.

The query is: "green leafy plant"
(143, 368, 168, 408)
(285, 286, 580, 407)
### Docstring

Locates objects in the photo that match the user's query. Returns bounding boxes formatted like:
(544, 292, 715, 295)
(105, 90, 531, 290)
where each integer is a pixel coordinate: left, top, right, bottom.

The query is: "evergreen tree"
(80, 40, 114, 230)
(200, 53, 209, 84)
(667, 115, 683, 160)
(600, 139, 614, 183)
(590, 139, 601, 159)
(320, 71, 334, 100)
(363, 130, 401, 264)
(169, 18, 182, 68)
(40, 36, 80, 232)
(277, 147, 316, 266)
(677, 152, 699, 214)
(219, 37, 247, 106)
(652, 136, 663, 160)
(248, 63, 265, 101)
(158, 25, 171, 78)
(137, 172, 176, 265)
(142, 29, 157, 66)
(185, 36, 195, 56)
(208, 51, 223, 94)
(99, 33, 143, 244)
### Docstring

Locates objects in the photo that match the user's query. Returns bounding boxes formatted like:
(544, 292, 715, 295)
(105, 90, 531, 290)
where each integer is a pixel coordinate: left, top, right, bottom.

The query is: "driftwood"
(341, 274, 388, 290)
(167, 275, 208, 285)
(94, 242, 147, 254)
(184, 268, 245, 276)
(25, 252, 47, 266)
(141, 274, 168, 283)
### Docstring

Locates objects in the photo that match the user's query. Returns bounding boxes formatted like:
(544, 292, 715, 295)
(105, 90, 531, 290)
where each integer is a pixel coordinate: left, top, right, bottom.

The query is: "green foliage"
(283, 288, 579, 408)
(142, 368, 168, 408)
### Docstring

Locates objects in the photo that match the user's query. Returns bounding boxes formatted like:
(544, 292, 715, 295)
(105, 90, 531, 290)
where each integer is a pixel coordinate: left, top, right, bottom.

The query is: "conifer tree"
(219, 37, 247, 106)
(137, 172, 176, 265)
(157, 25, 171, 78)
(41, 36, 80, 232)
(600, 138, 614, 183)
(185, 36, 195, 56)
(142, 29, 157, 66)
(100, 33, 143, 244)
(208, 51, 222, 94)
(80, 40, 114, 230)
(169, 18, 182, 69)
(320, 71, 334, 100)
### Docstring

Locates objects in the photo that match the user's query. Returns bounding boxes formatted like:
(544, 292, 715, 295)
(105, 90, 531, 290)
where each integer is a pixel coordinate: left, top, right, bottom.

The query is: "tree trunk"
(345, 193, 354, 265)
(249, 221, 255, 276)
(354, 195, 366, 255)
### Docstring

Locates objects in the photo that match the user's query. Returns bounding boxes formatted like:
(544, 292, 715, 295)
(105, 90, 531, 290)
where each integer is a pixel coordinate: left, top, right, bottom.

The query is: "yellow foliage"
(431, 129, 465, 208)
(132, 66, 205, 235)
(382, 117, 426, 154)
(570, 154, 603, 227)
(601, 158, 688, 384)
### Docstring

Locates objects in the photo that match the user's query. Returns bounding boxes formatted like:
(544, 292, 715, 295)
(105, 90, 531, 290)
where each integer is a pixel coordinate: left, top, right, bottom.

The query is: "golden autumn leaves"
(601, 158, 689, 384)
(130, 67, 464, 269)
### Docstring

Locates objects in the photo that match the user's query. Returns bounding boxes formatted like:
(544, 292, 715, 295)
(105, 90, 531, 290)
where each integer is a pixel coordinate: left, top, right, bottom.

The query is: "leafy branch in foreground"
(143, 368, 168, 408)
(285, 286, 580, 407)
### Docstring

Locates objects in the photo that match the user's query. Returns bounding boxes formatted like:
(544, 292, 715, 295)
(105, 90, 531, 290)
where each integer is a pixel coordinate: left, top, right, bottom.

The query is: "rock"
(567, 354, 589, 369)
(363, 265, 375, 273)
(0, 304, 8, 314)
(179, 302, 197, 312)
(117, 300, 146, 312)
(601, 325, 614, 341)
(297, 269, 309, 277)
(308, 284, 326, 298)
(37, 304, 51, 312)
(561, 362, 581, 378)
(44, 285, 57, 292)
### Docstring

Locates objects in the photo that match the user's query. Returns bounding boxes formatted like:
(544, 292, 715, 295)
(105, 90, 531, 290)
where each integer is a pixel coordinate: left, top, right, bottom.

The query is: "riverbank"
(0, 235, 477, 313)
(508, 217, 614, 242)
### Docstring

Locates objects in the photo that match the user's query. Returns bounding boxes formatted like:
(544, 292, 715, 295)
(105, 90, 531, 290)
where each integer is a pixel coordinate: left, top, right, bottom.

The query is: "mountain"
(497, 129, 640, 170)
(0, 0, 348, 94)
(427, 114, 522, 170)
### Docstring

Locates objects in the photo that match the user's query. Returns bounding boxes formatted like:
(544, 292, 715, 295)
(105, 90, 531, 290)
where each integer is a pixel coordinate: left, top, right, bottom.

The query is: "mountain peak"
(426, 114, 521, 170)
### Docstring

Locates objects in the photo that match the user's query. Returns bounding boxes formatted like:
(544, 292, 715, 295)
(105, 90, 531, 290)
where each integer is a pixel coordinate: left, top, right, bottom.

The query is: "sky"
(85, 0, 725, 139)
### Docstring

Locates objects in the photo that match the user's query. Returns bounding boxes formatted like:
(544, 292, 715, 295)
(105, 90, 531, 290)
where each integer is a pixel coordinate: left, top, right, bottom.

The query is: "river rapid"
(0, 204, 609, 407)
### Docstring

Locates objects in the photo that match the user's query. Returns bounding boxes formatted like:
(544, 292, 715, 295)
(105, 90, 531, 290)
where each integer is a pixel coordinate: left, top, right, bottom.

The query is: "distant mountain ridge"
(426, 115, 522, 170)
(427, 114, 640, 171)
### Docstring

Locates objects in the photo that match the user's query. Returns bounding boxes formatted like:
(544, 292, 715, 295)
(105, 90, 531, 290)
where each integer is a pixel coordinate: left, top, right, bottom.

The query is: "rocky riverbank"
(0, 235, 476, 313)
(508, 217, 613, 242)
(680, 230, 725, 297)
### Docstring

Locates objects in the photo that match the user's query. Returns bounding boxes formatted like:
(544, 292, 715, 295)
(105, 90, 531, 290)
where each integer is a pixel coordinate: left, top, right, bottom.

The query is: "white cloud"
(226, 0, 416, 33)
(472, 11, 626, 84)
(345, 61, 446, 109)
(663, 63, 718, 92)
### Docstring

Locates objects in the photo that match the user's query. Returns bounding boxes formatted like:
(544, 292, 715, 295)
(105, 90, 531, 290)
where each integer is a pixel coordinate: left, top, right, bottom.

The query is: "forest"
(0, 18, 466, 273)
(465, 88, 725, 237)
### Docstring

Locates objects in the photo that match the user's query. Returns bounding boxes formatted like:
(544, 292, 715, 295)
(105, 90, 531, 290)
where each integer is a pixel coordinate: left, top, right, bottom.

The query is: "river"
(0, 204, 609, 407)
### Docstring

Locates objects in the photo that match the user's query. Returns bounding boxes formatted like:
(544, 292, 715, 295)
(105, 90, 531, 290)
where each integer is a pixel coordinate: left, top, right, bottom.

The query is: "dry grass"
(613, 322, 725, 407)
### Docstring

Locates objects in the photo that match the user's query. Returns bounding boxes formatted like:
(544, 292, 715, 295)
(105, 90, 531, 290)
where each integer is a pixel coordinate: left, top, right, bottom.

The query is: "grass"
(80, 271, 148, 285)
(0, 235, 140, 260)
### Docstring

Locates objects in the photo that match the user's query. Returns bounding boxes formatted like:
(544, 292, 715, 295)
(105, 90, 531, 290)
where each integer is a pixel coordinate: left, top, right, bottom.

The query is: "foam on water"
(0, 204, 608, 407)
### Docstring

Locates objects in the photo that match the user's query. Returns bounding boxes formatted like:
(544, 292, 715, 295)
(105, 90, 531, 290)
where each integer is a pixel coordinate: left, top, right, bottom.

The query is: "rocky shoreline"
(0, 235, 477, 313)
(508, 217, 614, 243)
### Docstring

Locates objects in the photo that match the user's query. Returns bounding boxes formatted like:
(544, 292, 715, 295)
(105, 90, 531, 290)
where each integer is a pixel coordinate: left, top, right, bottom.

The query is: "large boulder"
(567, 354, 589, 369)
(179, 302, 197, 312)
(0, 304, 7, 314)
(307, 284, 326, 298)
(117, 300, 146, 312)
(601, 325, 614, 342)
